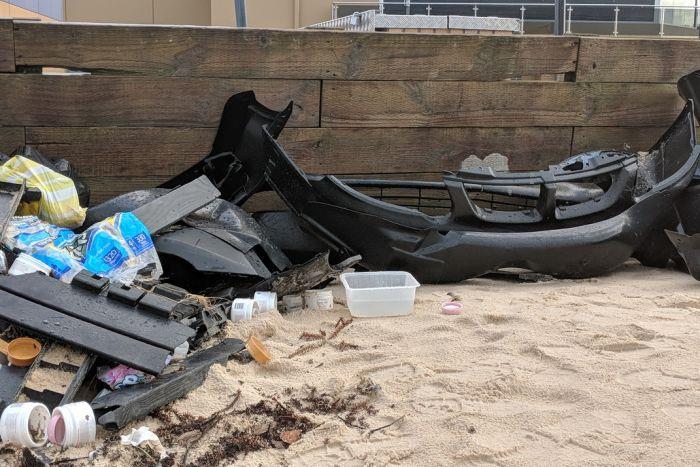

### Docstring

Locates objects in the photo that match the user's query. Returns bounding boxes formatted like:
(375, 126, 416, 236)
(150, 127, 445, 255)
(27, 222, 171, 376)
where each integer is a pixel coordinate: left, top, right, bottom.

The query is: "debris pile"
(0, 69, 699, 464)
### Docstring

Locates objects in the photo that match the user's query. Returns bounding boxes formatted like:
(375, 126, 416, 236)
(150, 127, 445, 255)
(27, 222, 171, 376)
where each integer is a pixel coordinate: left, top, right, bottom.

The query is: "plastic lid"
(246, 336, 272, 364)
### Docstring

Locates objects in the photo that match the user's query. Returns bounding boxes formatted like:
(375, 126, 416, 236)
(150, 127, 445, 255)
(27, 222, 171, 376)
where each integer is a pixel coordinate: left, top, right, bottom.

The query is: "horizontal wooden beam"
(571, 126, 667, 154)
(25, 126, 572, 184)
(280, 126, 574, 172)
(321, 81, 683, 127)
(13, 21, 579, 80)
(0, 75, 319, 127)
(0, 127, 25, 153)
(576, 38, 700, 83)
(25, 127, 214, 177)
(0, 20, 13, 72)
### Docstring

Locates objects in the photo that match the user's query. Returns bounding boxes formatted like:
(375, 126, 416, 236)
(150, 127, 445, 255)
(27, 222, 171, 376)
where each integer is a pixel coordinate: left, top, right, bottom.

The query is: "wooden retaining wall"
(0, 20, 698, 206)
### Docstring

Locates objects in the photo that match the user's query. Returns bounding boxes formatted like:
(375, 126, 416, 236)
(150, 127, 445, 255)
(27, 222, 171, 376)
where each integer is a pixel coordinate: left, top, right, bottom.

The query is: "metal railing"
(563, 3, 699, 36)
(331, 1, 700, 37)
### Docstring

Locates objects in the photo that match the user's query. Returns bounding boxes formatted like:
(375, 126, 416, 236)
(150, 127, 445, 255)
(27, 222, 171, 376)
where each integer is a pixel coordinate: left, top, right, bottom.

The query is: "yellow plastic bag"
(0, 156, 86, 228)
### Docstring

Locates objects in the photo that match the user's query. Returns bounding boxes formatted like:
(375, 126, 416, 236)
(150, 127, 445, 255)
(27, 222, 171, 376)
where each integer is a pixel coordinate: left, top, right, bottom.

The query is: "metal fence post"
(613, 6, 619, 36)
(520, 6, 526, 34)
(426, 4, 431, 15)
(567, 5, 573, 33)
(473, 5, 479, 17)
(659, 7, 665, 36)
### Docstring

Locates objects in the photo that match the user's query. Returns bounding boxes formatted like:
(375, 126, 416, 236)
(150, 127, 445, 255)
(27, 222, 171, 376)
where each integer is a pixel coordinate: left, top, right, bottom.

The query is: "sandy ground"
(1, 261, 699, 466)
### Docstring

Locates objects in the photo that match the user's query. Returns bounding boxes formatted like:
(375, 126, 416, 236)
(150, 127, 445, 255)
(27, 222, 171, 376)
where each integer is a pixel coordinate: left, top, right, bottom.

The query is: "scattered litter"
(49, 401, 96, 447)
(246, 336, 272, 365)
(230, 298, 260, 322)
(7, 252, 51, 277)
(441, 301, 463, 315)
(253, 291, 278, 313)
(97, 365, 153, 390)
(0, 155, 85, 228)
(282, 294, 303, 313)
(120, 425, 161, 447)
(304, 289, 334, 311)
(0, 337, 41, 367)
(0, 402, 50, 448)
(340, 271, 420, 318)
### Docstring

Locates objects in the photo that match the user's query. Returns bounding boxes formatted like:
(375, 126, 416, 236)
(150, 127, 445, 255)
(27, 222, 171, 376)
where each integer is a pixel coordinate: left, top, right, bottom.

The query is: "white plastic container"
(48, 402, 96, 447)
(304, 289, 334, 311)
(230, 298, 260, 322)
(8, 253, 51, 277)
(340, 271, 420, 318)
(282, 294, 303, 312)
(253, 292, 278, 313)
(0, 402, 50, 447)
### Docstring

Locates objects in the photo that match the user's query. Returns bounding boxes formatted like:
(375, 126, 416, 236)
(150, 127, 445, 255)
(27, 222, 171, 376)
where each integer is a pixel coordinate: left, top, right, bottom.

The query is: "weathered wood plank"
(26, 126, 573, 179)
(0, 127, 25, 153)
(280, 127, 574, 172)
(13, 21, 579, 80)
(576, 38, 700, 83)
(571, 126, 667, 154)
(0, 20, 13, 72)
(321, 81, 683, 127)
(0, 75, 319, 127)
(83, 176, 169, 204)
(25, 127, 213, 177)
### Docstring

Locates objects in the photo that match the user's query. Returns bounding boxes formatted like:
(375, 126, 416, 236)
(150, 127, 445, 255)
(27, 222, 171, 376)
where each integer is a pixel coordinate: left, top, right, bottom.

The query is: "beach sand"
(1, 261, 699, 466)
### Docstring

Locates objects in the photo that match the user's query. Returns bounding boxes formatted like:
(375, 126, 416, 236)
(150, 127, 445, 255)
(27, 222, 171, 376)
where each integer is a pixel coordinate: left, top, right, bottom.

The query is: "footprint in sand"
(409, 382, 465, 415)
(361, 362, 418, 385)
(617, 369, 696, 390)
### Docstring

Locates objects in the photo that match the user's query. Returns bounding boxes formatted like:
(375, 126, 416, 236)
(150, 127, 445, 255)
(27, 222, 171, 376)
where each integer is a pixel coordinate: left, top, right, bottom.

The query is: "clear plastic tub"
(340, 271, 420, 318)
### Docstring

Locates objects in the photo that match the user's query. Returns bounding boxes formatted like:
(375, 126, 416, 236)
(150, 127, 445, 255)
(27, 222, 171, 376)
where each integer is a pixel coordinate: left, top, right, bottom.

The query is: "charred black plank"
(0, 273, 194, 351)
(132, 175, 220, 234)
(0, 289, 170, 374)
(92, 338, 245, 429)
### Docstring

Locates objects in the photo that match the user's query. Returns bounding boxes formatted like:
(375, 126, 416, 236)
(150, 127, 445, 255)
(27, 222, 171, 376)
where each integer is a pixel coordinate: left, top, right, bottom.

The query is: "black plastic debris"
(91, 338, 246, 430)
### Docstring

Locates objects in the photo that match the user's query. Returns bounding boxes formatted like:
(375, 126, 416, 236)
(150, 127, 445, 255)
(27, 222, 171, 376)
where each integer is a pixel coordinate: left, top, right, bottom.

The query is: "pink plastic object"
(441, 301, 463, 315)
(47, 415, 61, 445)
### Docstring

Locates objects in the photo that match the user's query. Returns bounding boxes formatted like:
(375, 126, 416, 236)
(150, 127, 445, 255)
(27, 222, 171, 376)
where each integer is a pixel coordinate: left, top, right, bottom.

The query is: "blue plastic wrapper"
(64, 212, 162, 284)
(2, 213, 161, 285)
(2, 216, 75, 251)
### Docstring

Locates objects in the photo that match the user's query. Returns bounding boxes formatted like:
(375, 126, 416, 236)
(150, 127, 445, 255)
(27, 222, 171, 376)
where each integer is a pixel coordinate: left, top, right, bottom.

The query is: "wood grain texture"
(0, 127, 25, 153)
(25, 126, 214, 177)
(13, 21, 579, 80)
(26, 126, 573, 180)
(321, 81, 683, 127)
(279, 127, 574, 172)
(576, 38, 700, 83)
(0, 75, 319, 127)
(0, 20, 13, 72)
(571, 126, 668, 154)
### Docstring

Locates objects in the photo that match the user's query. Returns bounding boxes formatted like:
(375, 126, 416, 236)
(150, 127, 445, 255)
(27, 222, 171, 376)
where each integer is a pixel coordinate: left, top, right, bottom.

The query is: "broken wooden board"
(0, 290, 170, 374)
(19, 344, 96, 410)
(0, 273, 194, 351)
(132, 175, 220, 234)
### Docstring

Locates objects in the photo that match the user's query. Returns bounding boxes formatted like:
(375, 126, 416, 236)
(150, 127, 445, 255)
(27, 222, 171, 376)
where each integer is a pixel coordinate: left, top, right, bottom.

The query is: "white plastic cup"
(230, 298, 260, 322)
(0, 402, 50, 448)
(304, 289, 334, 311)
(253, 291, 278, 313)
(8, 253, 52, 277)
(282, 294, 303, 312)
(48, 402, 96, 447)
